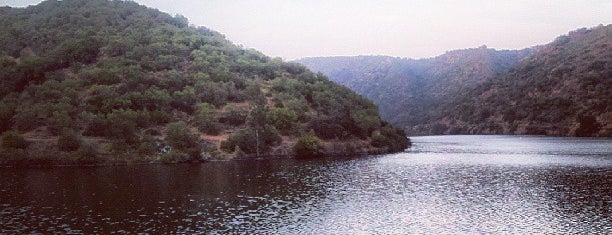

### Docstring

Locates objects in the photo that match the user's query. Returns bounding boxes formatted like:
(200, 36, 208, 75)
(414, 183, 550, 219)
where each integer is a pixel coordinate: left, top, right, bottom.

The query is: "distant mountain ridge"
(296, 46, 533, 128)
(297, 25, 611, 137)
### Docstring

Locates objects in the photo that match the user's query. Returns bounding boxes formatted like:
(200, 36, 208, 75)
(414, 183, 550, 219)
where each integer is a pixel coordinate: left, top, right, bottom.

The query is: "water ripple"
(0, 135, 610, 234)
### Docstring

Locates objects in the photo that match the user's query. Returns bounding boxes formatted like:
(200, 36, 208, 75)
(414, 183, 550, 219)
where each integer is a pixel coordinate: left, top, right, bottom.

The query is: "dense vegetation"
(430, 25, 611, 136)
(298, 25, 610, 137)
(0, 0, 409, 165)
(297, 47, 533, 130)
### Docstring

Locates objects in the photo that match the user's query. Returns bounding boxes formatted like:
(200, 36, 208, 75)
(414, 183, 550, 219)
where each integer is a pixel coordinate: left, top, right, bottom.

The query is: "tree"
(309, 116, 346, 140)
(165, 121, 201, 158)
(83, 115, 108, 137)
(0, 97, 17, 133)
(244, 82, 266, 105)
(57, 129, 81, 151)
(220, 104, 248, 126)
(370, 134, 388, 148)
(106, 109, 139, 144)
(293, 133, 324, 158)
(220, 125, 281, 154)
(47, 111, 74, 135)
(350, 109, 380, 137)
(379, 124, 410, 152)
(1, 131, 27, 149)
(195, 103, 222, 135)
(14, 106, 39, 132)
(266, 107, 298, 134)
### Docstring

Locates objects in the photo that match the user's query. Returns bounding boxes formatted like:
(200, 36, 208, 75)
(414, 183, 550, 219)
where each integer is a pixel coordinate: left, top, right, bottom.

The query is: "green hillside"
(0, 0, 409, 165)
(430, 25, 611, 136)
(298, 25, 610, 137)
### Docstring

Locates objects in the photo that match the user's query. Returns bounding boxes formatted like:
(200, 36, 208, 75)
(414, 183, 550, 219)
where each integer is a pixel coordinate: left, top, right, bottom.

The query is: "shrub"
(198, 121, 223, 135)
(0, 95, 18, 133)
(219, 140, 233, 153)
(57, 129, 81, 152)
(106, 109, 139, 144)
(283, 97, 309, 120)
(165, 122, 201, 158)
(195, 103, 223, 135)
(75, 141, 98, 162)
(48, 111, 74, 135)
(148, 110, 172, 125)
(293, 133, 324, 158)
(14, 107, 39, 132)
(137, 135, 158, 156)
(83, 115, 108, 137)
(370, 134, 388, 148)
(166, 122, 198, 149)
(110, 139, 130, 153)
(350, 109, 380, 137)
(266, 107, 298, 134)
(219, 104, 248, 126)
(378, 125, 410, 152)
(220, 125, 281, 154)
(310, 117, 346, 139)
(159, 151, 190, 164)
(1, 131, 28, 149)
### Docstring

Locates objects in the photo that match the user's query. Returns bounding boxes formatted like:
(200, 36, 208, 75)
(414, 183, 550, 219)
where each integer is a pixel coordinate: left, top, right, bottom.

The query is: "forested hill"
(297, 25, 611, 137)
(0, 0, 409, 165)
(428, 25, 611, 137)
(296, 47, 533, 128)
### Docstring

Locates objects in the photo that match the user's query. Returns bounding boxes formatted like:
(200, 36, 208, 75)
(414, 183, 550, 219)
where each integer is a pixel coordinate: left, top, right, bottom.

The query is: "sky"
(2, 0, 611, 60)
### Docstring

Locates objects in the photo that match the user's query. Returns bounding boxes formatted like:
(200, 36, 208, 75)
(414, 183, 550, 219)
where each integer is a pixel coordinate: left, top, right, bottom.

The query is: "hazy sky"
(3, 0, 611, 60)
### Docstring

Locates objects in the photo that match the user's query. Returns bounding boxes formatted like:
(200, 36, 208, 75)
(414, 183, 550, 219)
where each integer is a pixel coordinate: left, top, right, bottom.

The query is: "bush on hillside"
(220, 125, 281, 154)
(165, 122, 201, 159)
(57, 129, 81, 152)
(1, 131, 28, 149)
(293, 133, 324, 158)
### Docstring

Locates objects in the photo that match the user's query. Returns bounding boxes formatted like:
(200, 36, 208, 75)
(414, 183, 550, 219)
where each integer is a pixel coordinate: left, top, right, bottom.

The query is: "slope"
(296, 46, 532, 128)
(0, 0, 409, 165)
(430, 25, 611, 136)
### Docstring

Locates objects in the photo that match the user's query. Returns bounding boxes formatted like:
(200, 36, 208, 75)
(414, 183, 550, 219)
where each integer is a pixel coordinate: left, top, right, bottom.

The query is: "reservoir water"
(1, 135, 610, 234)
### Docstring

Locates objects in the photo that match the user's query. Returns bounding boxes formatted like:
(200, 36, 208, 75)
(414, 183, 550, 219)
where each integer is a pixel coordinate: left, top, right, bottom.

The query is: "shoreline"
(0, 143, 408, 167)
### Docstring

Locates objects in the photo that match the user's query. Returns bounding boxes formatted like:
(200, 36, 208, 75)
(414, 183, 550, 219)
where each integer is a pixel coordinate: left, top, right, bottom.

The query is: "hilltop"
(0, 0, 409, 165)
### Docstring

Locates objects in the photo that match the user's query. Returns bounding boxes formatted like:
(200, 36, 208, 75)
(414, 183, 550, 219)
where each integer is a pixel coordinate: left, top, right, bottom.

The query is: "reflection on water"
(1, 135, 611, 233)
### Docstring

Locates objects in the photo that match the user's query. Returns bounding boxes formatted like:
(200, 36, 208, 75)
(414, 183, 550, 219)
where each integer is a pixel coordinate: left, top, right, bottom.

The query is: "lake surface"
(1, 135, 611, 234)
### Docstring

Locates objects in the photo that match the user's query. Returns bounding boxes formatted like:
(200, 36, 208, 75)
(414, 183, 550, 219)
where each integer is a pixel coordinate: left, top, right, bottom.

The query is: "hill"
(0, 0, 409, 165)
(296, 46, 533, 128)
(297, 25, 610, 137)
(428, 25, 611, 136)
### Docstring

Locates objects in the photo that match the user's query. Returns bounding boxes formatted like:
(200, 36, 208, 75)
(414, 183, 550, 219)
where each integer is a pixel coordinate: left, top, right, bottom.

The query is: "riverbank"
(0, 136, 410, 167)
